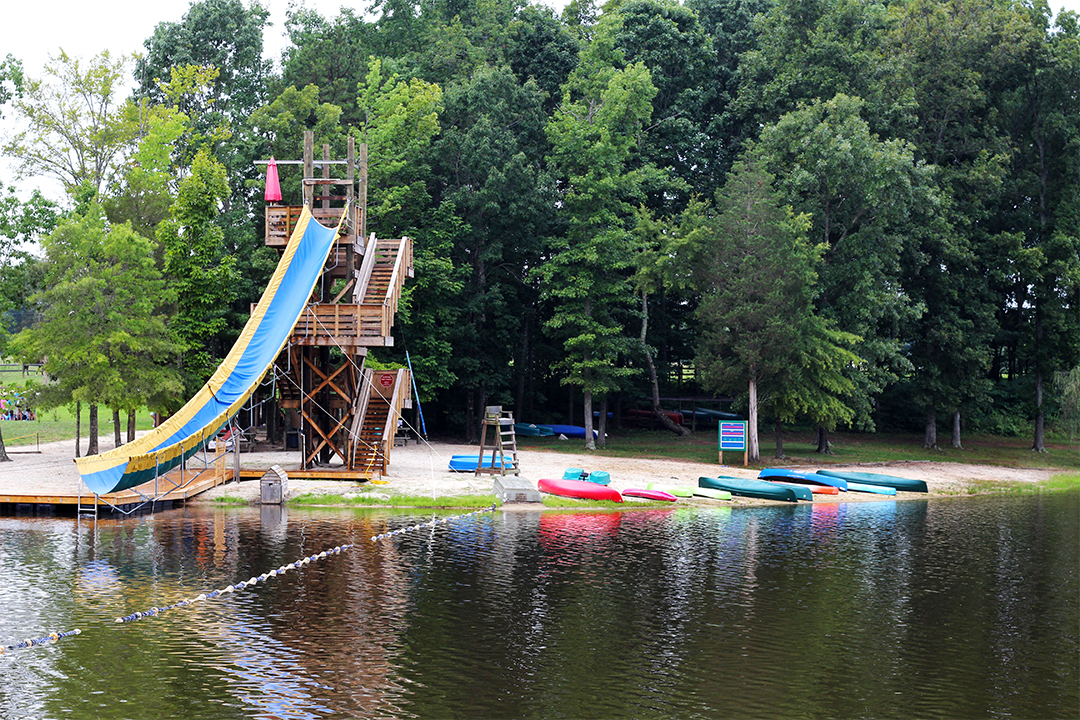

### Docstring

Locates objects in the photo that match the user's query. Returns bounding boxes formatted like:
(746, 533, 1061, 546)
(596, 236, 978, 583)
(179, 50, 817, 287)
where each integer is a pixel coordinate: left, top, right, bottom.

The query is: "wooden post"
(303, 131, 314, 206)
(358, 143, 368, 239)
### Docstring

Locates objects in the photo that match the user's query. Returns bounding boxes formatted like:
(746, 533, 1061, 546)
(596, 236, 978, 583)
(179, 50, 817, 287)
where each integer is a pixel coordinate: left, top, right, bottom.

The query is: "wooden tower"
(263, 131, 413, 479)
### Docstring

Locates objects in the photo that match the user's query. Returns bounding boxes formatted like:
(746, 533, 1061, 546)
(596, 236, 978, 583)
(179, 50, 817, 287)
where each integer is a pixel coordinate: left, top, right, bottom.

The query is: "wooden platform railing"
(265, 206, 361, 247)
(291, 303, 392, 347)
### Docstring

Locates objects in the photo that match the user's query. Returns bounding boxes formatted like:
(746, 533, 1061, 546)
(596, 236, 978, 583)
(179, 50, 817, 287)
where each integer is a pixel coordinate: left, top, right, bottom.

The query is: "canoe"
(846, 481, 897, 496)
(514, 423, 554, 437)
(623, 488, 678, 502)
(693, 487, 733, 501)
(538, 424, 598, 439)
(645, 482, 695, 498)
(538, 478, 623, 502)
(699, 476, 802, 502)
(759, 468, 848, 491)
(815, 469, 928, 493)
(770, 481, 839, 495)
(448, 453, 507, 472)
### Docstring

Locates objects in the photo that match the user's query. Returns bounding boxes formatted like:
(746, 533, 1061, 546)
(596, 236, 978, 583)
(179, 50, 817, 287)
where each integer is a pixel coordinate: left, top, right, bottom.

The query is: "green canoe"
(698, 476, 805, 502)
(815, 470, 928, 493)
(646, 482, 695, 498)
(693, 487, 733, 501)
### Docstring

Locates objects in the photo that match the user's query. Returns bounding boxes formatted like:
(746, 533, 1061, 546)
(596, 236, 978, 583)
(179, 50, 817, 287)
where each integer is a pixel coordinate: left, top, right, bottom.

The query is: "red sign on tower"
(379, 373, 394, 387)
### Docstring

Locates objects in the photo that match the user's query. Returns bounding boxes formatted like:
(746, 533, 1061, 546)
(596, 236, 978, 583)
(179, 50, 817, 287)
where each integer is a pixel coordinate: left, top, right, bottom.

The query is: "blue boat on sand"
(448, 453, 508, 472)
(759, 468, 848, 491)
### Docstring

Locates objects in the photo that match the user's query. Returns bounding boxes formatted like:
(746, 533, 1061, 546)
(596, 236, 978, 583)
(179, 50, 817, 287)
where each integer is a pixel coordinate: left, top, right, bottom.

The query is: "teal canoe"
(815, 470, 928, 493)
(515, 423, 554, 437)
(699, 476, 805, 502)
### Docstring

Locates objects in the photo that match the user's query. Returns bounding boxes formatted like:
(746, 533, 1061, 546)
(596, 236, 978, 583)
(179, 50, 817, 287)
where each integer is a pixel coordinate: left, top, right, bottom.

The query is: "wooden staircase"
(260, 132, 413, 480)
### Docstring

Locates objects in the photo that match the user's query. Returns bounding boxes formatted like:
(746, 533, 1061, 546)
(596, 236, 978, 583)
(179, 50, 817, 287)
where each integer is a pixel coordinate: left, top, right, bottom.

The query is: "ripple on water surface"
(1, 494, 1077, 719)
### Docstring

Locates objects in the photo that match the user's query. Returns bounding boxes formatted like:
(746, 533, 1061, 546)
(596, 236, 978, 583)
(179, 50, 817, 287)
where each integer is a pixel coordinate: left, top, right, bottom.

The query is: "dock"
(0, 466, 233, 516)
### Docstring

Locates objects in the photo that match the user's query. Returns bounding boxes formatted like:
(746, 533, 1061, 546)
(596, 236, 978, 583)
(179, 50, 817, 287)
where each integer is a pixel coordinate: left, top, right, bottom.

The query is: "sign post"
(719, 421, 748, 466)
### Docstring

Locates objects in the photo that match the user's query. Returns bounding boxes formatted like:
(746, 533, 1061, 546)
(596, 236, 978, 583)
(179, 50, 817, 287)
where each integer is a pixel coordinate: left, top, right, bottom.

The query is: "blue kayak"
(815, 470, 928, 493)
(845, 481, 897, 495)
(538, 424, 598, 439)
(759, 468, 848, 491)
(448, 453, 509, 472)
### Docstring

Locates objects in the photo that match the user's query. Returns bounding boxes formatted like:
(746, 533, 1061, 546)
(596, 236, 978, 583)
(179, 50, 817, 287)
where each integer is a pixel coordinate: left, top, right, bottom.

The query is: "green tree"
(2, 51, 135, 195)
(0, 54, 24, 117)
(355, 57, 443, 236)
(428, 65, 554, 439)
(14, 206, 181, 455)
(156, 148, 239, 394)
(539, 44, 659, 449)
(755, 94, 934, 448)
(672, 160, 857, 462)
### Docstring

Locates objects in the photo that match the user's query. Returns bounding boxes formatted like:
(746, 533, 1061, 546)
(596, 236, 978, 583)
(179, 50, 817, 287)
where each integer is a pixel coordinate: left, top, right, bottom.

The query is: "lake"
(1, 492, 1077, 719)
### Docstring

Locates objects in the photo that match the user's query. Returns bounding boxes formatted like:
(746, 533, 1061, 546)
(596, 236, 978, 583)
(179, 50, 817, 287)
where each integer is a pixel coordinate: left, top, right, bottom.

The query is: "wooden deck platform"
(236, 468, 375, 481)
(0, 466, 232, 512)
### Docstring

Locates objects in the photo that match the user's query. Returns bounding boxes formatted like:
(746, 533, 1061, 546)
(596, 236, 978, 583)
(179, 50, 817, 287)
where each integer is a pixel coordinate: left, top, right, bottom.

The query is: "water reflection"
(0, 493, 1076, 719)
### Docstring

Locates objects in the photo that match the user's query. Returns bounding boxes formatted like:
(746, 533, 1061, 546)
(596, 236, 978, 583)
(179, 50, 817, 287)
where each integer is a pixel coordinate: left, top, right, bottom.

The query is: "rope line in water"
(114, 544, 354, 624)
(370, 504, 498, 542)
(7, 505, 499, 649)
(1, 628, 80, 655)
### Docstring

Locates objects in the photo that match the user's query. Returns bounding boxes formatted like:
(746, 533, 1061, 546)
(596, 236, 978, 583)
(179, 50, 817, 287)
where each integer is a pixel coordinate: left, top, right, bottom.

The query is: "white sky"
(1, 0, 1076, 202)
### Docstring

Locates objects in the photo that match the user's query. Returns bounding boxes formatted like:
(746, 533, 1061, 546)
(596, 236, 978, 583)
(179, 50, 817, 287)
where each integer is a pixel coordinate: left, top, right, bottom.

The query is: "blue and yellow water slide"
(75, 206, 343, 496)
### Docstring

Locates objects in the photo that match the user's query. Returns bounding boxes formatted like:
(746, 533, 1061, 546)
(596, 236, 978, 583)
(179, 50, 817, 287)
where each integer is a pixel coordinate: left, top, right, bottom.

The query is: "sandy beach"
(0, 433, 1067, 508)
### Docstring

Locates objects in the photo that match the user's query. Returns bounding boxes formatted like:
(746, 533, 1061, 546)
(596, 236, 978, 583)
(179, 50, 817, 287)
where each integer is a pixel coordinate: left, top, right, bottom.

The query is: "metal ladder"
(475, 406, 520, 477)
(76, 481, 98, 520)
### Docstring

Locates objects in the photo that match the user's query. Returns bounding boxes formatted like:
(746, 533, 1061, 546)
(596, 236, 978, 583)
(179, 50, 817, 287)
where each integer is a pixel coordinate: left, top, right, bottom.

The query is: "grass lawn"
(518, 426, 1079, 470)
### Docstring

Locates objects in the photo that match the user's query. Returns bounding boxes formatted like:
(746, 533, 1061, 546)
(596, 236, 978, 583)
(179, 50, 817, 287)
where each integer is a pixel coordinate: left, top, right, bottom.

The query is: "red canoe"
(538, 478, 623, 503)
(622, 488, 678, 502)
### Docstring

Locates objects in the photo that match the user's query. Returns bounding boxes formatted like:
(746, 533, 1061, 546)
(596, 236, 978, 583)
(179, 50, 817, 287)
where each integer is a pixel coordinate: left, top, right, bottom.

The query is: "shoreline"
(1, 435, 1070, 511)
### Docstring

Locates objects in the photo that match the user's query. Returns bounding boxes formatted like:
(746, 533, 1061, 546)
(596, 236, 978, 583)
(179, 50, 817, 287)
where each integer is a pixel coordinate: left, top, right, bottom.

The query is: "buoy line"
(114, 544, 354, 624)
(1, 629, 81, 655)
(4, 504, 501, 649)
(369, 503, 498, 542)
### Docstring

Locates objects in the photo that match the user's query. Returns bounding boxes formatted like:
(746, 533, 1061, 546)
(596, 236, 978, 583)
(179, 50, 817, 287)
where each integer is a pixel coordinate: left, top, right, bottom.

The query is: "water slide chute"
(75, 206, 342, 495)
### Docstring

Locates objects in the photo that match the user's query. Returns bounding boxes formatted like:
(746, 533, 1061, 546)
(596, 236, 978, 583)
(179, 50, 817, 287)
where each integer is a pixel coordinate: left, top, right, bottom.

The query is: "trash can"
(261, 465, 288, 505)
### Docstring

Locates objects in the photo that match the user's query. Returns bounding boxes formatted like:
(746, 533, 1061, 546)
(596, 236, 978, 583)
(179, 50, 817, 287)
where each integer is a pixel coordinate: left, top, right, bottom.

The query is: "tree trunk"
(1033, 367, 1046, 452)
(951, 410, 962, 449)
(465, 390, 476, 444)
(640, 290, 690, 436)
(774, 419, 785, 459)
(747, 377, 759, 463)
(923, 408, 937, 449)
(567, 385, 574, 425)
(88, 404, 99, 456)
(127, 409, 136, 443)
(597, 395, 608, 449)
(113, 408, 122, 448)
(815, 425, 833, 454)
(583, 389, 596, 451)
(0, 428, 11, 462)
(75, 401, 81, 458)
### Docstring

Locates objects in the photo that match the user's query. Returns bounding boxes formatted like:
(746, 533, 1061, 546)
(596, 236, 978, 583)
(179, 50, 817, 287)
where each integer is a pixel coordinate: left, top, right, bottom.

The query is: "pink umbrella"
(264, 156, 282, 203)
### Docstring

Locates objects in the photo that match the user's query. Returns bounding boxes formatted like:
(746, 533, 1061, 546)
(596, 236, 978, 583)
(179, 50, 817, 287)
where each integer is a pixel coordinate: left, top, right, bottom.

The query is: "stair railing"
(347, 368, 373, 466)
(353, 232, 379, 303)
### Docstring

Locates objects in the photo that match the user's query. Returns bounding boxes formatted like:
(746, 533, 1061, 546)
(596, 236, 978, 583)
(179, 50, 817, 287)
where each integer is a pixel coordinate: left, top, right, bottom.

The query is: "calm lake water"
(1, 492, 1077, 720)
